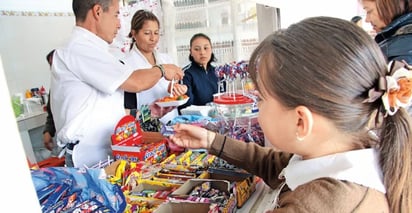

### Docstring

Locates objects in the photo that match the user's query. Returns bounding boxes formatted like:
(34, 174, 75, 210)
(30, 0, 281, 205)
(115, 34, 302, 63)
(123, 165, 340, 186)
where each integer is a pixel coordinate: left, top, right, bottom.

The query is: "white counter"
(16, 111, 50, 164)
(17, 111, 47, 130)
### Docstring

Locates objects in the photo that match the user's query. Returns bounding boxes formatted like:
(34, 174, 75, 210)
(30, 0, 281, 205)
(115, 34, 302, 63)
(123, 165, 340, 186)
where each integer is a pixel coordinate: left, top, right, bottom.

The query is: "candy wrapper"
(31, 167, 126, 213)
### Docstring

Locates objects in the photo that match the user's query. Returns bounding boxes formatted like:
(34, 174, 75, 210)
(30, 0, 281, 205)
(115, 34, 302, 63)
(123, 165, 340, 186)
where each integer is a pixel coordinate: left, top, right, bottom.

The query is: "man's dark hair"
(72, 0, 111, 22)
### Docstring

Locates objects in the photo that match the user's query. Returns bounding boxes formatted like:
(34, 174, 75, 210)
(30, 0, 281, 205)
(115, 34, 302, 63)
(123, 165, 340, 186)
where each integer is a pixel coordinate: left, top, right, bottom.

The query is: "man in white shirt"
(50, 0, 183, 168)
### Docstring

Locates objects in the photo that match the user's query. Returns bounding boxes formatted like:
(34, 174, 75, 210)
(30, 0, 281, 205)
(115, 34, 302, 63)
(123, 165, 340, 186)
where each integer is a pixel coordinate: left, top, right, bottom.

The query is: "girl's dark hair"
(188, 33, 217, 65)
(128, 10, 160, 50)
(373, 0, 412, 25)
(248, 16, 412, 212)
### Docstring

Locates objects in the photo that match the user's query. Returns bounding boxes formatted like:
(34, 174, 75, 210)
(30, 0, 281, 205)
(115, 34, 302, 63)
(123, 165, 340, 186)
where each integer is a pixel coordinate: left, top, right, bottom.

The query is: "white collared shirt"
(51, 26, 134, 167)
(283, 148, 385, 193)
(122, 45, 179, 124)
(122, 45, 173, 108)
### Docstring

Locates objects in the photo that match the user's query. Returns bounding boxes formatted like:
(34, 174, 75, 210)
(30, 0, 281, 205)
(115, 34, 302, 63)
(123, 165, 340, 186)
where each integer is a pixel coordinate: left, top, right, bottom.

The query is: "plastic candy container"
(212, 61, 265, 145)
(213, 93, 257, 119)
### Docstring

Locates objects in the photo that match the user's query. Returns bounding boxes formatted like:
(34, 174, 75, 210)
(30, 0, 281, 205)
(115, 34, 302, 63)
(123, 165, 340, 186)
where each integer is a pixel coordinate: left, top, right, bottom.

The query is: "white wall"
(275, 0, 363, 28)
(0, 0, 72, 12)
(0, 0, 165, 97)
(0, 0, 74, 96)
(0, 15, 74, 95)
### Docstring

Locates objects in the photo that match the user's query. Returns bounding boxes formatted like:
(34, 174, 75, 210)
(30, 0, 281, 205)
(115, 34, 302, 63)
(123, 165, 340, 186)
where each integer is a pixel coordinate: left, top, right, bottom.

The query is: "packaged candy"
(31, 167, 126, 213)
(160, 125, 175, 136)
(37, 183, 59, 203)
(64, 198, 114, 213)
(41, 182, 71, 210)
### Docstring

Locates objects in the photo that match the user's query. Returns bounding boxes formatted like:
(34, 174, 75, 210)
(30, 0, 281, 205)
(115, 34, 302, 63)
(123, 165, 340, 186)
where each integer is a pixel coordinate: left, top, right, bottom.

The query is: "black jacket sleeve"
(124, 91, 137, 109)
(43, 93, 56, 137)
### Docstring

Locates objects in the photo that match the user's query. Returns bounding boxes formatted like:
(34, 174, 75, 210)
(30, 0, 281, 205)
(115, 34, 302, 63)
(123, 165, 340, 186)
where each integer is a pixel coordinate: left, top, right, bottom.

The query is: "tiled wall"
(0, 12, 74, 96)
(0, 10, 73, 16)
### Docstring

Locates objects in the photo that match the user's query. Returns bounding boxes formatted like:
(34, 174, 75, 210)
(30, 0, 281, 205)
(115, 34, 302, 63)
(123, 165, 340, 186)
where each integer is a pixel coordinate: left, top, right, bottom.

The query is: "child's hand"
(169, 123, 215, 149)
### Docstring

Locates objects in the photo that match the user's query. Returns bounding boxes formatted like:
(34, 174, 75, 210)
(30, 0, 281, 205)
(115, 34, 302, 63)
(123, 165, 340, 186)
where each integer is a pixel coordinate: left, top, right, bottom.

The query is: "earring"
(296, 132, 304, 142)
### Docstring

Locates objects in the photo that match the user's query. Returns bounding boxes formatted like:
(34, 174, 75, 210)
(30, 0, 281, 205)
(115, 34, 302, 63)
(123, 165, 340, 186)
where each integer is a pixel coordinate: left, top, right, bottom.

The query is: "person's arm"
(209, 134, 291, 189)
(170, 123, 291, 188)
(43, 94, 56, 151)
(121, 64, 184, 93)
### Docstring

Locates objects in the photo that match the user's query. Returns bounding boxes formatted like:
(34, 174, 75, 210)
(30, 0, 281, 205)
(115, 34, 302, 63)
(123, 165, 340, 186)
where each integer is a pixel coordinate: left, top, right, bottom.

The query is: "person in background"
(51, 0, 184, 168)
(122, 10, 187, 130)
(178, 33, 221, 112)
(42, 49, 58, 156)
(350, 15, 363, 27)
(360, 0, 412, 64)
(170, 16, 412, 212)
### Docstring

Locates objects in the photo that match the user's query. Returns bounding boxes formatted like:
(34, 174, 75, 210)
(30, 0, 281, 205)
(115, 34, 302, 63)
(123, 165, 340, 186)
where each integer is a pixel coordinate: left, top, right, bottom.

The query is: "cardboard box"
(104, 158, 122, 176)
(127, 181, 179, 201)
(111, 115, 143, 146)
(111, 117, 169, 163)
(158, 179, 237, 213)
(112, 138, 168, 163)
(171, 179, 231, 195)
(138, 179, 182, 190)
(154, 202, 211, 213)
(106, 132, 168, 175)
(131, 181, 179, 194)
(104, 159, 182, 195)
(124, 196, 165, 212)
(111, 115, 169, 163)
(206, 167, 253, 181)
(203, 168, 256, 208)
(141, 131, 166, 143)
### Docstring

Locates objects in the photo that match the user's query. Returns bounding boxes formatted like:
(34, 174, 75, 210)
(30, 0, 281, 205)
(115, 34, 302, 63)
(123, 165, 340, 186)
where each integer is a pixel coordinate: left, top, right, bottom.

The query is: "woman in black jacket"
(178, 33, 221, 112)
(361, 0, 412, 64)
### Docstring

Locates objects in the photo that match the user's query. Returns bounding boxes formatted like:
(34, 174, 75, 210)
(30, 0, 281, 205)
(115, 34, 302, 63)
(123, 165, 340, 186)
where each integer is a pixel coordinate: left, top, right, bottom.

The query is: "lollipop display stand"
(213, 61, 264, 146)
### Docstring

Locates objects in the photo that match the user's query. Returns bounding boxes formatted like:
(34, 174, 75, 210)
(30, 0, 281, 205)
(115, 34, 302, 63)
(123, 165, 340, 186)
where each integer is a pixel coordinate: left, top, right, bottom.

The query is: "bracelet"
(153, 64, 165, 77)
(217, 136, 227, 158)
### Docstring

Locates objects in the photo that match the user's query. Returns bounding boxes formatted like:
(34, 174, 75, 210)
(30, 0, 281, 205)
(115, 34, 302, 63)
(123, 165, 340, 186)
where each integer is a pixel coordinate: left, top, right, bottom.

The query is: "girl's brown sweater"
(209, 134, 389, 212)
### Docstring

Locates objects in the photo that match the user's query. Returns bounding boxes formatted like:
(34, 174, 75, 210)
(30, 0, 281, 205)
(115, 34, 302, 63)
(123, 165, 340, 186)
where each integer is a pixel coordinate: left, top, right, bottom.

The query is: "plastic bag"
(31, 167, 126, 213)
